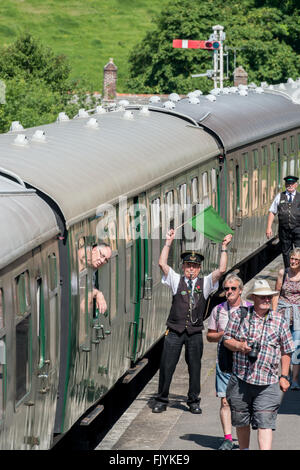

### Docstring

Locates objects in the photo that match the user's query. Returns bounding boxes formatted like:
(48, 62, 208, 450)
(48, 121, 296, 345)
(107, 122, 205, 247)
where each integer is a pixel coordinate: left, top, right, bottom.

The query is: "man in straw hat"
(152, 228, 232, 414)
(266, 175, 300, 268)
(223, 279, 294, 450)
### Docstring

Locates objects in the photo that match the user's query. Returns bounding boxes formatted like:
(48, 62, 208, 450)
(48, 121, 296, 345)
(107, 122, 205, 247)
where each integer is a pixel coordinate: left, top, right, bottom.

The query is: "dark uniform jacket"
(166, 276, 206, 334)
(278, 191, 300, 230)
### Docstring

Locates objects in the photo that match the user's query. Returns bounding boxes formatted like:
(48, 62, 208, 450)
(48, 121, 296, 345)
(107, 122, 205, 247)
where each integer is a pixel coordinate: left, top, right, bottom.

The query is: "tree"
(125, 0, 300, 94)
(0, 34, 97, 133)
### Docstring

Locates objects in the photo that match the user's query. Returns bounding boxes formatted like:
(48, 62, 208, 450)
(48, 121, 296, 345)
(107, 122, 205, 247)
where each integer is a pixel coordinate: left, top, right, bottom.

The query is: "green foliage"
(0, 34, 97, 133)
(0, 0, 168, 92)
(126, 0, 300, 94)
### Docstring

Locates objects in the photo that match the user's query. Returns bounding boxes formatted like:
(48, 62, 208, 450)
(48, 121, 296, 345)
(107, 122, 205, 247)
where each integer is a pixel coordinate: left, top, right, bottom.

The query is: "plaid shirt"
(224, 307, 294, 385)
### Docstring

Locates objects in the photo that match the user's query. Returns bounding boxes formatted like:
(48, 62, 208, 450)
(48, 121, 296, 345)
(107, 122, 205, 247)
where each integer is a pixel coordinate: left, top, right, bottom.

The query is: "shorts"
(215, 362, 231, 397)
(291, 328, 300, 365)
(226, 374, 281, 430)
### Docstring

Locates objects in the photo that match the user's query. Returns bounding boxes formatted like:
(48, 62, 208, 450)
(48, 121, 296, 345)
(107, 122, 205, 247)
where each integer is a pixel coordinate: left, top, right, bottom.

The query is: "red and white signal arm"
(173, 39, 220, 50)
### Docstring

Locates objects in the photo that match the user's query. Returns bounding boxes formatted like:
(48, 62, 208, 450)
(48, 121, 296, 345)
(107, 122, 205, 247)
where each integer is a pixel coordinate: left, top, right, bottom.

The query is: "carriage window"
(253, 149, 258, 168)
(283, 138, 288, 156)
(36, 278, 45, 367)
(48, 254, 57, 291)
(191, 178, 198, 203)
(0, 339, 5, 420)
(290, 135, 295, 154)
(179, 184, 187, 209)
(151, 198, 162, 283)
(202, 173, 208, 197)
(290, 158, 295, 176)
(15, 271, 31, 404)
(0, 289, 4, 329)
(282, 160, 287, 180)
(166, 190, 174, 223)
(261, 163, 268, 205)
(77, 237, 87, 273)
(236, 165, 240, 211)
(270, 143, 276, 161)
(242, 152, 248, 171)
(211, 169, 217, 210)
(262, 146, 268, 165)
(241, 171, 249, 216)
(16, 316, 31, 403)
(16, 271, 30, 315)
(48, 254, 58, 364)
(252, 168, 259, 210)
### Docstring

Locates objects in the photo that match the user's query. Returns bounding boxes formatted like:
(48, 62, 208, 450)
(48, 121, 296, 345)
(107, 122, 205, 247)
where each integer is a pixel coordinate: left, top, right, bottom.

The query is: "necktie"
(288, 193, 292, 203)
(188, 279, 193, 293)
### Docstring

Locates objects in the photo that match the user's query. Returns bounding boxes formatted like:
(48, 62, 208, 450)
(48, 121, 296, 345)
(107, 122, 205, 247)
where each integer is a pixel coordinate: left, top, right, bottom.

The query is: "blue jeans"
(156, 329, 203, 405)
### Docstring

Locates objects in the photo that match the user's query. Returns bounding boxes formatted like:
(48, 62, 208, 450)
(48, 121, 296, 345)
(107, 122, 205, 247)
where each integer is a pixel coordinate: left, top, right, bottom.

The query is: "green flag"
(187, 205, 234, 243)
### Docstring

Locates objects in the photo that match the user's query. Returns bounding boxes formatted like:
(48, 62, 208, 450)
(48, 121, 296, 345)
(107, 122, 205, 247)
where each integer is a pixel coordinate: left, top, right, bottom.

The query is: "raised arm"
(159, 229, 176, 277)
(211, 234, 232, 285)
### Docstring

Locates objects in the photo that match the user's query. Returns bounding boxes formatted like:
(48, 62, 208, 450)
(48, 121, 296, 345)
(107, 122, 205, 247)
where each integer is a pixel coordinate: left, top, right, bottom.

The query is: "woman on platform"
(273, 248, 300, 390)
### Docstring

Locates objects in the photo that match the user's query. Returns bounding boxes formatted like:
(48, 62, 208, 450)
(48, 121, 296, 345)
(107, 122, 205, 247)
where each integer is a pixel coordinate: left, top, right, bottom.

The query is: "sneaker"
(218, 439, 234, 450)
(290, 382, 300, 391)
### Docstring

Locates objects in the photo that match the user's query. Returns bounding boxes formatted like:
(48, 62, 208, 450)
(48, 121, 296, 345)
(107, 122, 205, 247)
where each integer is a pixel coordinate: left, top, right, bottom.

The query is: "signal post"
(173, 25, 226, 89)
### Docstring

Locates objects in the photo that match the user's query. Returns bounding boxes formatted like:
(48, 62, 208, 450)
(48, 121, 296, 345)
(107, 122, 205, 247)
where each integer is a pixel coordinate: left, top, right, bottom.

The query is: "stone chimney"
(103, 58, 117, 101)
(234, 66, 248, 87)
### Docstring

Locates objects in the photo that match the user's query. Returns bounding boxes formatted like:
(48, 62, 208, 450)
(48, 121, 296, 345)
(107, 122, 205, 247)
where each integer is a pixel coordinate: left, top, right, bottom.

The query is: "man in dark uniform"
(152, 229, 232, 414)
(266, 175, 300, 268)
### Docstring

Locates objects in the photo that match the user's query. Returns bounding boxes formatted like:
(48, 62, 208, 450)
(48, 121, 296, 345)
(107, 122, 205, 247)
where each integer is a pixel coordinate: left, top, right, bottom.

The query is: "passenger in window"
(152, 229, 232, 414)
(266, 175, 300, 267)
(91, 243, 112, 314)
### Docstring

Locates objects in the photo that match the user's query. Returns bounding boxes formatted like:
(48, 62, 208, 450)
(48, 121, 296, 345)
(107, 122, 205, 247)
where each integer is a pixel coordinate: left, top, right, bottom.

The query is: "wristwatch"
(280, 375, 289, 381)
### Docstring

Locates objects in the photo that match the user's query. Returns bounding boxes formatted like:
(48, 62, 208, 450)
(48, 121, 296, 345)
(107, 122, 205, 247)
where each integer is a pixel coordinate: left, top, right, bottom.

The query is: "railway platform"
(95, 255, 300, 453)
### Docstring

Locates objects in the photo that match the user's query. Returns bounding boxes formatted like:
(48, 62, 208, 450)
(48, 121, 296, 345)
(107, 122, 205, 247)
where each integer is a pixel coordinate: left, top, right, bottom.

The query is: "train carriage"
(0, 79, 299, 448)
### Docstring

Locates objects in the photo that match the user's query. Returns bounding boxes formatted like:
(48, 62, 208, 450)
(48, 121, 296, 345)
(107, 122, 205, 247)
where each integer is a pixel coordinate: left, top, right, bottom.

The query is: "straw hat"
(247, 279, 278, 299)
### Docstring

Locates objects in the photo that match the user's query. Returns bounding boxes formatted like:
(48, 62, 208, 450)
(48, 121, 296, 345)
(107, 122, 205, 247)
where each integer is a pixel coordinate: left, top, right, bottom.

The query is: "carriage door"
(31, 248, 60, 449)
(128, 194, 149, 363)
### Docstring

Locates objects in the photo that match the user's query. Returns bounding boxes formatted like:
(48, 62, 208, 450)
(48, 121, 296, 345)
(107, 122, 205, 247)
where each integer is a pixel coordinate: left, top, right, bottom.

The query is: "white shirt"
(269, 191, 296, 214)
(162, 267, 218, 299)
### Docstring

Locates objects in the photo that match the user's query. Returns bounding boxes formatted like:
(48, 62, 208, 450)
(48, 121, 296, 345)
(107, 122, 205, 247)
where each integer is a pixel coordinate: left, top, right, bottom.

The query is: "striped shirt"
(224, 307, 294, 385)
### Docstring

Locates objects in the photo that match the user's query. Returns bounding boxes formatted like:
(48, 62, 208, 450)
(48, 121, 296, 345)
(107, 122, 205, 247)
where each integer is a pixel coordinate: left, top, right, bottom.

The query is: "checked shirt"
(224, 307, 294, 385)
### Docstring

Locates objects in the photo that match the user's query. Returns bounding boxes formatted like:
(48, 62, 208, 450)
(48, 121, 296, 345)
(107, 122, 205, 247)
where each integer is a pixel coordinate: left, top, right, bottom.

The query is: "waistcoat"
(278, 192, 300, 229)
(166, 276, 205, 334)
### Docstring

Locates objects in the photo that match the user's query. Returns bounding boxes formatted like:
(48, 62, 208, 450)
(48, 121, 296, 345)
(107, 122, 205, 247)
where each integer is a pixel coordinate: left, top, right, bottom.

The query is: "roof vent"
(78, 108, 89, 118)
(229, 86, 238, 93)
(221, 88, 230, 94)
(287, 78, 294, 84)
(255, 87, 264, 94)
(140, 105, 150, 115)
(10, 121, 24, 132)
(163, 100, 176, 109)
(86, 118, 99, 129)
(95, 105, 106, 114)
(123, 110, 134, 120)
(169, 93, 180, 102)
(193, 89, 203, 97)
(206, 94, 216, 102)
(119, 99, 129, 107)
(57, 112, 69, 122)
(210, 88, 221, 95)
(279, 83, 286, 90)
(149, 96, 160, 103)
(238, 89, 248, 96)
(188, 96, 200, 104)
(13, 134, 29, 146)
(32, 130, 46, 142)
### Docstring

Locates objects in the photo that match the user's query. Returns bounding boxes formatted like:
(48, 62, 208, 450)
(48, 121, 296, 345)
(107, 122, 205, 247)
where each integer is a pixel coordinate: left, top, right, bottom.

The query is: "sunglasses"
(224, 286, 237, 291)
(257, 295, 272, 300)
(290, 257, 300, 262)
